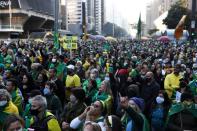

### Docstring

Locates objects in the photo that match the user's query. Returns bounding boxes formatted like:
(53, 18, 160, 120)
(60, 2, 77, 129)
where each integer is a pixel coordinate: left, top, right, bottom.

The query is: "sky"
(106, 0, 151, 36)
(106, 0, 152, 36)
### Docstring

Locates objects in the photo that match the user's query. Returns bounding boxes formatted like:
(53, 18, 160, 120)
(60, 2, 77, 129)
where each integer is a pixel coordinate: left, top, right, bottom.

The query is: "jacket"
(30, 111, 61, 131)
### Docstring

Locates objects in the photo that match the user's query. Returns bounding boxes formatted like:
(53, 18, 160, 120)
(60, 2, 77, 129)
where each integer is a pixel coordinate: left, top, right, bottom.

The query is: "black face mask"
(30, 108, 40, 116)
(67, 70, 73, 75)
(127, 80, 133, 85)
(145, 78, 152, 83)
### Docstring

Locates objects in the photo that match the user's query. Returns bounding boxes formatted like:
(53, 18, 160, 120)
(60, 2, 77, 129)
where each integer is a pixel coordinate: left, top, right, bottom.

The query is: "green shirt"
(188, 80, 197, 96)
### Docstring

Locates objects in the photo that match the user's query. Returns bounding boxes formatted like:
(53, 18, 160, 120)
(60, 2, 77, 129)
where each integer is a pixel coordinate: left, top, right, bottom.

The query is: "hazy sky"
(106, 0, 151, 24)
(106, 0, 152, 36)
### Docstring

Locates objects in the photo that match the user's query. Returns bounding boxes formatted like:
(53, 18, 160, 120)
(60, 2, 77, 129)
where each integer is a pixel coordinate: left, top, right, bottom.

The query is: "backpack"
(30, 115, 55, 131)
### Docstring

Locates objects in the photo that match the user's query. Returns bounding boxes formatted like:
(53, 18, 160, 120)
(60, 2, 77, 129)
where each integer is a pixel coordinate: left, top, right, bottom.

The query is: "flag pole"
(82, 0, 87, 41)
(9, 0, 12, 29)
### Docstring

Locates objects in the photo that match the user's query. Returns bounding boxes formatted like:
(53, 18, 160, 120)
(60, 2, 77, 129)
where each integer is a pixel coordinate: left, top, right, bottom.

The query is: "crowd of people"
(0, 39, 197, 131)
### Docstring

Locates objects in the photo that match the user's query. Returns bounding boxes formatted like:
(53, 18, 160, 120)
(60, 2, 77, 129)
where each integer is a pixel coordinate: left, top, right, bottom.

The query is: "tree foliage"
(102, 22, 128, 37)
(148, 28, 159, 35)
(87, 29, 99, 35)
(163, 0, 191, 30)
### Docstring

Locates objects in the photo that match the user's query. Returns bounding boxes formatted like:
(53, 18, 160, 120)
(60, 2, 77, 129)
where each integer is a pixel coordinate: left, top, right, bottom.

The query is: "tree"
(102, 22, 128, 37)
(163, 0, 192, 30)
(102, 22, 114, 36)
(132, 22, 146, 36)
(148, 28, 159, 36)
(88, 29, 99, 35)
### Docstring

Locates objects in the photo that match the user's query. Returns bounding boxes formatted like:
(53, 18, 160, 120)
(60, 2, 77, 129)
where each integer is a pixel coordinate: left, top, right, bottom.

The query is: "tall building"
(145, 0, 179, 35)
(86, 0, 95, 30)
(86, 0, 103, 34)
(94, 0, 101, 34)
(187, 0, 197, 10)
(67, 0, 83, 24)
(0, 0, 55, 38)
(66, 0, 105, 35)
(145, 0, 161, 34)
(66, 0, 90, 35)
(61, 0, 67, 30)
(66, 0, 84, 35)
(101, 0, 106, 33)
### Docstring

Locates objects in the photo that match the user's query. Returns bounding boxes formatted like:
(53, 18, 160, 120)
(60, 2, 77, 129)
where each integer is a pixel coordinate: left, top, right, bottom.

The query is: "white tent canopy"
(154, 11, 168, 31)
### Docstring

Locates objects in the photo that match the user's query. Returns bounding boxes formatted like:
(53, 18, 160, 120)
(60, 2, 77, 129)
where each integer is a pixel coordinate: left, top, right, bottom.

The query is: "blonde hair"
(101, 80, 113, 96)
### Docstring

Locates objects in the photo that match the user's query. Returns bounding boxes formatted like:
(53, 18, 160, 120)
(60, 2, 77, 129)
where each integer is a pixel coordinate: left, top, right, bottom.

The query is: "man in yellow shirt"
(164, 64, 182, 98)
(65, 65, 81, 99)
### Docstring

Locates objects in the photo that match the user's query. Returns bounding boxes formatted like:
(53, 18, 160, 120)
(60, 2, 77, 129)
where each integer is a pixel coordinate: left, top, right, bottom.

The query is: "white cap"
(67, 64, 75, 70)
(77, 61, 82, 65)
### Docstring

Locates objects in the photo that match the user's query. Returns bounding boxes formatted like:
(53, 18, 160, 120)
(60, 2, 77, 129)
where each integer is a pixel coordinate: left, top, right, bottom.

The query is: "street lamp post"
(54, 0, 59, 34)
(191, 0, 196, 44)
(54, 0, 60, 53)
(82, 0, 87, 40)
(9, 0, 12, 29)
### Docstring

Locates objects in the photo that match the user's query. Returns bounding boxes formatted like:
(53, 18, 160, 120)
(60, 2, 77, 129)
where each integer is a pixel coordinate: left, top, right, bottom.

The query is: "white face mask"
(156, 96, 164, 104)
(0, 100, 7, 107)
(104, 76, 110, 81)
(124, 62, 128, 66)
(52, 58, 57, 63)
(90, 73, 96, 80)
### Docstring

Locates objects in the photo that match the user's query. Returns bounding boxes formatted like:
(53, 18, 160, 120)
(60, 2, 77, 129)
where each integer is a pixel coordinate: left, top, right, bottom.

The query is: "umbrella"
(95, 35, 106, 41)
(141, 36, 150, 40)
(157, 36, 170, 42)
(106, 36, 117, 42)
(87, 34, 96, 40)
(88, 34, 105, 41)
(34, 39, 43, 43)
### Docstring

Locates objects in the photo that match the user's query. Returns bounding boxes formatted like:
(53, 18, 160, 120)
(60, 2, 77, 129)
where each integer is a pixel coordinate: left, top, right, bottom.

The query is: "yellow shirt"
(66, 74, 81, 88)
(164, 73, 182, 98)
(83, 60, 90, 71)
(47, 116, 61, 131)
(65, 74, 81, 98)
(106, 62, 110, 73)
